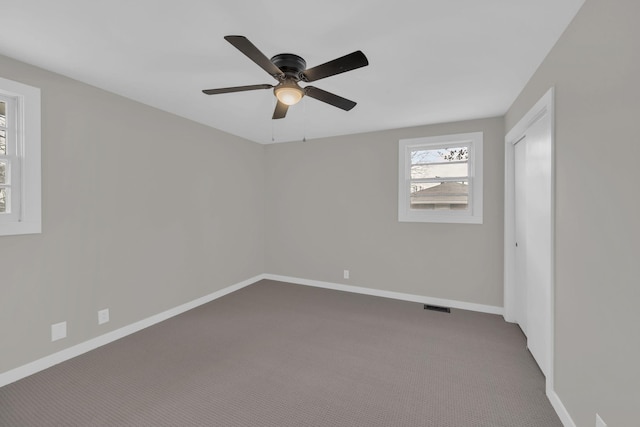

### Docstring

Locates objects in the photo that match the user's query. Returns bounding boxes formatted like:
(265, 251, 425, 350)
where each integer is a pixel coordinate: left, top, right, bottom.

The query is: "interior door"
(514, 139, 527, 335)
(513, 111, 552, 376)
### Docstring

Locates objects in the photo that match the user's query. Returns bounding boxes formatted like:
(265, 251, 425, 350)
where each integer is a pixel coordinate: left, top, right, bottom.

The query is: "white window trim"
(0, 76, 41, 236)
(398, 132, 483, 224)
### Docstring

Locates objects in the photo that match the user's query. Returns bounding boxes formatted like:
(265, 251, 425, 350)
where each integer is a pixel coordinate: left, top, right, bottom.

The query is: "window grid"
(409, 146, 471, 211)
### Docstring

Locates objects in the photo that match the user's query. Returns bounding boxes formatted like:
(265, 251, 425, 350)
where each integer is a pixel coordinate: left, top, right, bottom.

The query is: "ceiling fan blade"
(224, 35, 285, 79)
(304, 86, 357, 111)
(202, 84, 273, 95)
(272, 101, 289, 119)
(302, 51, 369, 82)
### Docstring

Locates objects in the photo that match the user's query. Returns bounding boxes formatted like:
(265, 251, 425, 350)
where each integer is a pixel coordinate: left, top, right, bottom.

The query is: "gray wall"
(265, 117, 505, 307)
(0, 55, 265, 373)
(505, 0, 640, 425)
(5, 2, 637, 422)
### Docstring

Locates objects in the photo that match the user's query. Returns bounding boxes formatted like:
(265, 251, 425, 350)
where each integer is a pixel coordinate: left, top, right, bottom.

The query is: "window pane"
(410, 146, 469, 179)
(0, 100, 5, 155)
(411, 162, 467, 179)
(411, 146, 468, 164)
(0, 160, 6, 184)
(0, 188, 6, 213)
(410, 181, 469, 210)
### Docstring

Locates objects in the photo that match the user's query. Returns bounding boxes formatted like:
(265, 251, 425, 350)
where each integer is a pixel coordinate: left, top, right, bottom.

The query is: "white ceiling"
(0, 1, 584, 144)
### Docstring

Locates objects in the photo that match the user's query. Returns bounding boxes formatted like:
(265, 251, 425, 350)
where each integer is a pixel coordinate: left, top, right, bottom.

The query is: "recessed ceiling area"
(0, 1, 585, 144)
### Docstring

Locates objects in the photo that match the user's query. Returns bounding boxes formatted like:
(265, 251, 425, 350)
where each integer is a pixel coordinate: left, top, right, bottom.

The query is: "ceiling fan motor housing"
(270, 53, 306, 80)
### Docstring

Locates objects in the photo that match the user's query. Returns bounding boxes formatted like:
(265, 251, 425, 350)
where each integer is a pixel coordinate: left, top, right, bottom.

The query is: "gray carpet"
(0, 280, 562, 426)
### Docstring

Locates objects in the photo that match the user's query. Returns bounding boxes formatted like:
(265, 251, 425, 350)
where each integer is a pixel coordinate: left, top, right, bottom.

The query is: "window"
(398, 132, 482, 224)
(0, 77, 41, 236)
(1, 95, 19, 220)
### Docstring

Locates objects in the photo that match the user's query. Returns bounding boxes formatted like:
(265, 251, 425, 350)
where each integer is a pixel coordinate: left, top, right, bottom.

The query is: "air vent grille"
(424, 304, 451, 313)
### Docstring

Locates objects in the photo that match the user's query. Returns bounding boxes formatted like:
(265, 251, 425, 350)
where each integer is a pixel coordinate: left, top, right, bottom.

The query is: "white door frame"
(504, 87, 555, 393)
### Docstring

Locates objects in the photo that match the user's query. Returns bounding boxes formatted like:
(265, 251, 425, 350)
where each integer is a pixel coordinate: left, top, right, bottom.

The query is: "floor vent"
(424, 304, 451, 313)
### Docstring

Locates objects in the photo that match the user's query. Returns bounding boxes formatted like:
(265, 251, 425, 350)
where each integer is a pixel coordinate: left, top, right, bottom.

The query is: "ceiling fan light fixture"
(274, 84, 304, 106)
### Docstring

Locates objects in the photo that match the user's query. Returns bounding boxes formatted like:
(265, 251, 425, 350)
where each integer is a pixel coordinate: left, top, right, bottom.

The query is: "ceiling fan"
(202, 35, 369, 119)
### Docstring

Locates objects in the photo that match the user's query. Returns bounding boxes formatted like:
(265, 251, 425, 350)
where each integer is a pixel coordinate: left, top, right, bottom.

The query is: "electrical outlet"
(51, 321, 67, 342)
(343, 270, 350, 279)
(595, 414, 607, 427)
(98, 308, 110, 325)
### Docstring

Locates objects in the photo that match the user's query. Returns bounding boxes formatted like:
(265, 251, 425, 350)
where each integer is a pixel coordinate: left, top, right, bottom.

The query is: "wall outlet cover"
(51, 321, 67, 342)
(343, 270, 350, 279)
(98, 309, 110, 325)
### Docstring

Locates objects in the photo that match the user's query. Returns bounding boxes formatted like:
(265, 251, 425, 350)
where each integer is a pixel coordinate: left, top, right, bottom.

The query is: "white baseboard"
(268, 274, 581, 426)
(264, 274, 504, 316)
(1, 273, 501, 388)
(0, 273, 507, 389)
(3, 273, 575, 425)
(548, 389, 576, 427)
(0, 274, 266, 388)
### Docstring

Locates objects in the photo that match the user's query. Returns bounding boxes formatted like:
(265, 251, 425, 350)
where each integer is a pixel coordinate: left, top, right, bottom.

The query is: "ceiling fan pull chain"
(303, 97, 307, 142)
(271, 97, 275, 142)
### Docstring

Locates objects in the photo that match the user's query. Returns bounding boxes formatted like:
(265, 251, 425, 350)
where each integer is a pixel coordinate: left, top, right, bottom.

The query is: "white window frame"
(0, 76, 41, 236)
(398, 132, 483, 224)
